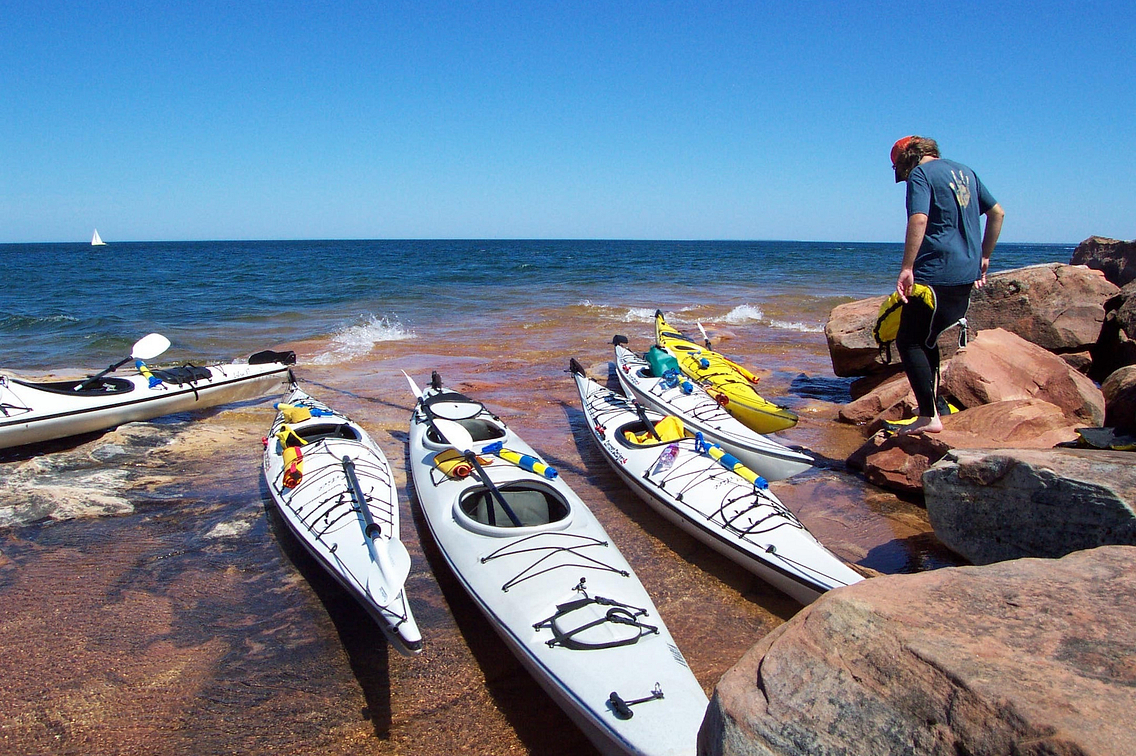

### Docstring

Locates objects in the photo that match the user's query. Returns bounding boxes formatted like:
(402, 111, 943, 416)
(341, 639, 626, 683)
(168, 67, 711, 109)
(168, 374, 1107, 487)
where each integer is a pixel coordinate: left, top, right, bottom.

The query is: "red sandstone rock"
(700, 546, 1136, 756)
(942, 328, 1104, 426)
(967, 263, 1117, 352)
(1071, 235, 1136, 287)
(1102, 365, 1136, 430)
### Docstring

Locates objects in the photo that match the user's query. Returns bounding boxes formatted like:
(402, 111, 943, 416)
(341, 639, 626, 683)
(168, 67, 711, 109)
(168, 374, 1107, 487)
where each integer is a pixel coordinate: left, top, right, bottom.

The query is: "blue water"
(0, 240, 1070, 371)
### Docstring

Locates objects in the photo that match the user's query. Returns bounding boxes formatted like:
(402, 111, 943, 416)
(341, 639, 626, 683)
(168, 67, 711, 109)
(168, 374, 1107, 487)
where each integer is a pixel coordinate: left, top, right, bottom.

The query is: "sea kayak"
(612, 337, 812, 481)
(571, 359, 863, 605)
(406, 371, 708, 756)
(263, 384, 422, 655)
(0, 348, 295, 451)
(654, 310, 797, 434)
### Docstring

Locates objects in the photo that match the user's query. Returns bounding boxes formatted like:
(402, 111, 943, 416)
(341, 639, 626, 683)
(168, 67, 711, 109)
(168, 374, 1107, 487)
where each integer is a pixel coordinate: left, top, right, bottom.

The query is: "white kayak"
(406, 371, 707, 756)
(612, 338, 812, 481)
(0, 343, 295, 451)
(571, 359, 864, 605)
(263, 384, 422, 655)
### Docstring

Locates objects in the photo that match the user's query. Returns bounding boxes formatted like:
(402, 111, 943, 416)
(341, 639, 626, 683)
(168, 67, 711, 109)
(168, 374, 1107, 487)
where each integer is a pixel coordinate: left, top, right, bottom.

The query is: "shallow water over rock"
(0, 333, 963, 755)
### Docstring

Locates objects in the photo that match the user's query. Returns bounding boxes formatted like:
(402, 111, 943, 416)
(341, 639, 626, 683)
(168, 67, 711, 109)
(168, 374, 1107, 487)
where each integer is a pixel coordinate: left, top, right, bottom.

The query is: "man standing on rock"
(891, 135, 1005, 434)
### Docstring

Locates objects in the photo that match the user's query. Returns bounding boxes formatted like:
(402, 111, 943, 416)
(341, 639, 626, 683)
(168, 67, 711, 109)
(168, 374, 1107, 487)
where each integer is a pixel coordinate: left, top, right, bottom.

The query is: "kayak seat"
(460, 485, 569, 528)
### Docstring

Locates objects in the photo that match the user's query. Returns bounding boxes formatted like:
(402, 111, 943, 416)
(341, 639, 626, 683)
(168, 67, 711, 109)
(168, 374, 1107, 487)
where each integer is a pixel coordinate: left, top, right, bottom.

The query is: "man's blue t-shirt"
(906, 158, 997, 286)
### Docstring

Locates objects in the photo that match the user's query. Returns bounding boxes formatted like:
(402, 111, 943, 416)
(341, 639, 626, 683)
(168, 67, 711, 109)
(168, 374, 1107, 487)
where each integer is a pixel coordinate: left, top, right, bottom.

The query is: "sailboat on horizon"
(91, 229, 107, 246)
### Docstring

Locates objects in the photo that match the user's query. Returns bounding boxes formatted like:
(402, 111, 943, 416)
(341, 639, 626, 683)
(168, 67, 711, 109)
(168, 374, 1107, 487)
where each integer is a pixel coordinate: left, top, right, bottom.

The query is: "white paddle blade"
(366, 537, 412, 606)
(402, 370, 422, 399)
(132, 333, 171, 360)
(432, 417, 475, 453)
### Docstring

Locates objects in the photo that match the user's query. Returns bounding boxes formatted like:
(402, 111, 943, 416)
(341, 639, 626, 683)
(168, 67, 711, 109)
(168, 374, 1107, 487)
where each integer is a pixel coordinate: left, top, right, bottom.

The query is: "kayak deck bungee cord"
(571, 359, 864, 605)
(263, 384, 422, 655)
(406, 370, 707, 756)
(612, 337, 812, 481)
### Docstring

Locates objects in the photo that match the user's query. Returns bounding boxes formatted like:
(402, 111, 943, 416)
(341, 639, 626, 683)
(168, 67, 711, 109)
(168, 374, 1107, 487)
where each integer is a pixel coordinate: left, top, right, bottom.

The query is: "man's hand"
(896, 268, 915, 303)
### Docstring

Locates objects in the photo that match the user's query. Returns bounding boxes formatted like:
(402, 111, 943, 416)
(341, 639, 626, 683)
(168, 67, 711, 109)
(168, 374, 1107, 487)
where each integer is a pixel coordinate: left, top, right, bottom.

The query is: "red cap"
(891, 136, 916, 166)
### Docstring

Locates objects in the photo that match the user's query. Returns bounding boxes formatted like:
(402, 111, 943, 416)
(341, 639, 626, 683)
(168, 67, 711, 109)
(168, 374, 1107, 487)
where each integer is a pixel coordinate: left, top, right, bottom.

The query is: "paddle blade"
(402, 370, 422, 399)
(366, 537, 412, 605)
(132, 333, 170, 361)
(432, 417, 474, 453)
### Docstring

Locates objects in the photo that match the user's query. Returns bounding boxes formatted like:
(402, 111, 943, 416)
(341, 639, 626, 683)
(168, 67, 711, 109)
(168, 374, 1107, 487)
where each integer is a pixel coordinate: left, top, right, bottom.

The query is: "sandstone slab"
(700, 546, 1136, 756)
(923, 447, 1136, 564)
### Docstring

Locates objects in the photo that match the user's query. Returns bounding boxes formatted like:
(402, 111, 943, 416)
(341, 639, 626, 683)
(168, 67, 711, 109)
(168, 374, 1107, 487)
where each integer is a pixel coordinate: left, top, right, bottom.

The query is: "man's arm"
(977, 203, 1005, 287)
(897, 213, 928, 302)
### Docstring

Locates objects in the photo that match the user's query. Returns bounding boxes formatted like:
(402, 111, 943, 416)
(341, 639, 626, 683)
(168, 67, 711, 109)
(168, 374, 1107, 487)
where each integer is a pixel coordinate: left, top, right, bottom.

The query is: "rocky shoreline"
(703, 237, 1136, 755)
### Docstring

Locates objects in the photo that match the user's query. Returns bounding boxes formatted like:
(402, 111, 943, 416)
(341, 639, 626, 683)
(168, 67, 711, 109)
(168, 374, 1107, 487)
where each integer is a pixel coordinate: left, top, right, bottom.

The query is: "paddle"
(342, 456, 411, 604)
(74, 333, 171, 392)
(697, 322, 712, 349)
(404, 370, 522, 527)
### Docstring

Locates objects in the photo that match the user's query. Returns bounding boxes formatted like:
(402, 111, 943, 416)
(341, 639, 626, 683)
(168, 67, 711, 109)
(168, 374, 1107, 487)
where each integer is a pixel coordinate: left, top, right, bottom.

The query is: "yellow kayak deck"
(655, 311, 798, 434)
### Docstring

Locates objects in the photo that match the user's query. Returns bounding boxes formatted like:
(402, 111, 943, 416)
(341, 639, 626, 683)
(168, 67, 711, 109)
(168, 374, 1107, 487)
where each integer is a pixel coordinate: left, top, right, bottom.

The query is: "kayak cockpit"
(455, 481, 572, 536)
(13, 377, 136, 396)
(279, 422, 361, 445)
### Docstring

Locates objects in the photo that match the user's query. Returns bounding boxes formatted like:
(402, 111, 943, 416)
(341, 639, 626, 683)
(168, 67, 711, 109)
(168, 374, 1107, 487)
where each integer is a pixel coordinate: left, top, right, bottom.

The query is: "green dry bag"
(646, 346, 680, 378)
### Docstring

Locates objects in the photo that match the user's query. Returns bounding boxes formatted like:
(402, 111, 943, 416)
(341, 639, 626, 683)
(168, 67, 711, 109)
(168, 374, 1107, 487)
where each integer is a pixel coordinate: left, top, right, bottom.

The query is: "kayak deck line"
(572, 363, 864, 605)
(264, 385, 421, 655)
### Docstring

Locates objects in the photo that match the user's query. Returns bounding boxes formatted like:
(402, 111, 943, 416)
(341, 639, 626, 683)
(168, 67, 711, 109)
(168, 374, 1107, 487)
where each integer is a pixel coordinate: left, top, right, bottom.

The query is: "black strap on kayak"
(533, 579, 658, 650)
(535, 595, 659, 650)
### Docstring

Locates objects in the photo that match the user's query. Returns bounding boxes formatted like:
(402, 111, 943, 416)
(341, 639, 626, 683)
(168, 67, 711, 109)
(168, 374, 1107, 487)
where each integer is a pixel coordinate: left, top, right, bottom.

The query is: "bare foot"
(895, 415, 943, 436)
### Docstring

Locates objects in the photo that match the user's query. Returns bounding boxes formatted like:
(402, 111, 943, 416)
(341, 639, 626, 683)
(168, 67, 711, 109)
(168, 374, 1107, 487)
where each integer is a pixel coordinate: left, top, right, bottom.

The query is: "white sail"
(91, 229, 106, 246)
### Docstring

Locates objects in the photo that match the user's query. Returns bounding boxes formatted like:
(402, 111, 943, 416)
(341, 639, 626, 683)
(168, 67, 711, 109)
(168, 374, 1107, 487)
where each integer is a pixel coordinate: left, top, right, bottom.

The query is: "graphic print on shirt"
(949, 169, 972, 209)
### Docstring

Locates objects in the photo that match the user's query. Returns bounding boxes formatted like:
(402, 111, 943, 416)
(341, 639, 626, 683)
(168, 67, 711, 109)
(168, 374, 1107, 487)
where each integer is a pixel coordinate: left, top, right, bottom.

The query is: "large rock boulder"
(923, 448, 1136, 564)
(942, 328, 1105, 426)
(1071, 235, 1136, 287)
(1102, 365, 1136, 430)
(966, 263, 1117, 353)
(846, 399, 1081, 494)
(699, 546, 1136, 756)
(824, 296, 890, 377)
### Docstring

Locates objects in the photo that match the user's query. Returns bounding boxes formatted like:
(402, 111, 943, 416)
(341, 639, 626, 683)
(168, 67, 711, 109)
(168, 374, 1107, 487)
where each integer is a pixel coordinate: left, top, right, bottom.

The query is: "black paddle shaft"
(463, 451, 522, 527)
(74, 356, 132, 392)
(342, 456, 382, 540)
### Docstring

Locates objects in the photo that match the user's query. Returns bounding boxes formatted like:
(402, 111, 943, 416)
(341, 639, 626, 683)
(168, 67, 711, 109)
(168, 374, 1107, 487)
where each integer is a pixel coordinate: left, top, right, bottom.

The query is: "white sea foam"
(623, 307, 657, 322)
(769, 319, 824, 333)
(720, 304, 765, 324)
(311, 314, 416, 365)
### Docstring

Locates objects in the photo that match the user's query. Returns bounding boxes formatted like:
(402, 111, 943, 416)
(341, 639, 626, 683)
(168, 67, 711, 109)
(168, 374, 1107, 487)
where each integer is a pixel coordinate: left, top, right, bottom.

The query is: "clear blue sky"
(3, 1, 1133, 244)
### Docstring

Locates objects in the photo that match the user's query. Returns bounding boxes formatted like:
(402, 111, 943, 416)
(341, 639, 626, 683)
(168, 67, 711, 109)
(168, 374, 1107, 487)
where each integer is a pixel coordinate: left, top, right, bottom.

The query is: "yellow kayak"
(654, 310, 798, 434)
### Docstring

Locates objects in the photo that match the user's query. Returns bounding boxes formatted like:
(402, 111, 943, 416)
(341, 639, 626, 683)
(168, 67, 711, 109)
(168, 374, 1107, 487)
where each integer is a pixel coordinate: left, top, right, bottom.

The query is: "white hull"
(613, 343, 812, 481)
(573, 364, 863, 605)
(263, 386, 421, 654)
(407, 374, 707, 756)
(0, 355, 293, 450)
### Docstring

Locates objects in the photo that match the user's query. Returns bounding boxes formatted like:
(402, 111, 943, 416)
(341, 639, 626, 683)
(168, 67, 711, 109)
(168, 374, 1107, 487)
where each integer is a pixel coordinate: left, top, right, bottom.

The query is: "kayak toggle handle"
(607, 683, 665, 720)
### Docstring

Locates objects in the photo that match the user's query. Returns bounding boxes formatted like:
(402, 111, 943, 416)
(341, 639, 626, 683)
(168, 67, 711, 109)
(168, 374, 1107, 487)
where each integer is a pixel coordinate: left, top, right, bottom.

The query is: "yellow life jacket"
(873, 284, 936, 362)
(624, 415, 686, 445)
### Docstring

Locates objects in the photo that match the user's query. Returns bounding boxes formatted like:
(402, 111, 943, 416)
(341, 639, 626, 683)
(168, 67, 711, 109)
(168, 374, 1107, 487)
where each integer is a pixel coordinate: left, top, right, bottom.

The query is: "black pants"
(896, 283, 973, 416)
